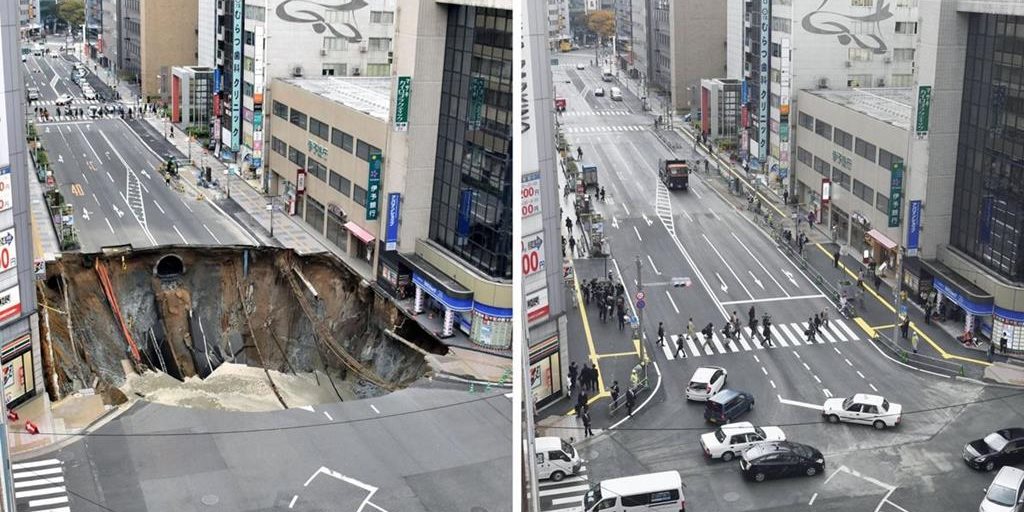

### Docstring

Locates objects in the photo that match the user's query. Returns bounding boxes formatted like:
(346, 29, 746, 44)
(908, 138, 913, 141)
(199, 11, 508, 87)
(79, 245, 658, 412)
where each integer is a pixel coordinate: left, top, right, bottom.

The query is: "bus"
(559, 38, 572, 52)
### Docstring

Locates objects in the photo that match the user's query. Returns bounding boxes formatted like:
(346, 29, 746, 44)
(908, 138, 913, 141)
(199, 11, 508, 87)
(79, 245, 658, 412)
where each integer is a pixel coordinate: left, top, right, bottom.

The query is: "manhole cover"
(201, 495, 219, 506)
(722, 491, 740, 502)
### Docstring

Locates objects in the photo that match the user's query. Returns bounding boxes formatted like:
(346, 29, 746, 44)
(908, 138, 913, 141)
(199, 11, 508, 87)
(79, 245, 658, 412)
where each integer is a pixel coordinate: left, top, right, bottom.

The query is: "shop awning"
(344, 221, 376, 244)
(399, 253, 474, 312)
(919, 259, 993, 316)
(866, 229, 897, 250)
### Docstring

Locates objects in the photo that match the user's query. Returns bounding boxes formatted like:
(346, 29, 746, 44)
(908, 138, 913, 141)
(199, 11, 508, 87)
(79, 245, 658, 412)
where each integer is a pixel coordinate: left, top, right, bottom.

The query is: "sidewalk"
(8, 392, 118, 459)
(26, 155, 62, 261)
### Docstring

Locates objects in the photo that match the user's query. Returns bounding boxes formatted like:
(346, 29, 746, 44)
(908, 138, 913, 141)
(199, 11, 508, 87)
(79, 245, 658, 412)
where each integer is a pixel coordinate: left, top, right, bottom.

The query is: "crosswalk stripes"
(659, 319, 861, 360)
(538, 466, 589, 512)
(562, 110, 631, 117)
(563, 125, 649, 134)
(30, 99, 101, 106)
(11, 458, 71, 512)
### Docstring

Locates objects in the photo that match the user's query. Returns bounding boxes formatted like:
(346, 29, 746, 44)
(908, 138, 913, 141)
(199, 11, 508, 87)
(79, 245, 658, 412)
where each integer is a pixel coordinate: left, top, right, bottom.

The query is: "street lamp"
(266, 194, 280, 237)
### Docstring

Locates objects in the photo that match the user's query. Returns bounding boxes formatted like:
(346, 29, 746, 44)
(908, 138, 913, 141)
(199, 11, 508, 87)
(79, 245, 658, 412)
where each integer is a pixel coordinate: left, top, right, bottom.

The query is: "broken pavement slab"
(424, 347, 513, 386)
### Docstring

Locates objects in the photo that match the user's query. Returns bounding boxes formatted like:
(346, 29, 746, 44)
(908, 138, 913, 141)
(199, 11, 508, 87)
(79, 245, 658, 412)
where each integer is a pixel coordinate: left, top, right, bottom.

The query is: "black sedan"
(963, 428, 1024, 471)
(739, 441, 825, 482)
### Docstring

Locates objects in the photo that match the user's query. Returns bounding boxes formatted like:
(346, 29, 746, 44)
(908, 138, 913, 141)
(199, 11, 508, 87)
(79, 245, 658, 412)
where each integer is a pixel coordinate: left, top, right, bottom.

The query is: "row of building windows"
(800, 145, 890, 215)
(271, 135, 366, 201)
(272, 100, 381, 162)
(801, 111, 903, 170)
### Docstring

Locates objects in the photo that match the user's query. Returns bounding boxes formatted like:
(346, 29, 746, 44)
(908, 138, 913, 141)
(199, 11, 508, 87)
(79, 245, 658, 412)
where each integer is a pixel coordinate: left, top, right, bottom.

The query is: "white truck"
(534, 436, 583, 482)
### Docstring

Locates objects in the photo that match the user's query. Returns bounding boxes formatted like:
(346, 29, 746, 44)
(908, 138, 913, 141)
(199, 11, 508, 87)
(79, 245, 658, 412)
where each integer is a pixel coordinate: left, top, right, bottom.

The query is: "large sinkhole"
(39, 248, 444, 411)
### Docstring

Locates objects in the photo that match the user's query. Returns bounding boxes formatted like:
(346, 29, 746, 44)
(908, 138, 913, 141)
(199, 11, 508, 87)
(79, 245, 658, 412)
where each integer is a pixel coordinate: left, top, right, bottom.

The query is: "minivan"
(610, 87, 622, 101)
(535, 436, 582, 482)
(704, 389, 754, 424)
(583, 471, 685, 511)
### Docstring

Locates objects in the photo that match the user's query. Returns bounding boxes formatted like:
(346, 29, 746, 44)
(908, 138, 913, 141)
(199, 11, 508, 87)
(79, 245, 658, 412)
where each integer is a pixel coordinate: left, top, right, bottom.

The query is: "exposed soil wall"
(40, 247, 436, 406)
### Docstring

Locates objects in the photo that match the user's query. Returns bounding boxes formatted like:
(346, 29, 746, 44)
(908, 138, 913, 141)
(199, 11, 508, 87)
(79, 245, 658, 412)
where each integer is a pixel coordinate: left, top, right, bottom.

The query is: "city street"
(542, 49, 1023, 512)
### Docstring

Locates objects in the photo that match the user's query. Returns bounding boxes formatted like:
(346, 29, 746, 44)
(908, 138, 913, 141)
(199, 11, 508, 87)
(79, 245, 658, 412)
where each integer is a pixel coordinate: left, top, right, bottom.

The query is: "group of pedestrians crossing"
(656, 307, 778, 355)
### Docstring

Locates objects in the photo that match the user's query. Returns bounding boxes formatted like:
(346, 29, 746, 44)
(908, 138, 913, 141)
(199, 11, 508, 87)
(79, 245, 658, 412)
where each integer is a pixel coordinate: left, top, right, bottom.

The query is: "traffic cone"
(24, 421, 39, 435)
(6, 410, 17, 422)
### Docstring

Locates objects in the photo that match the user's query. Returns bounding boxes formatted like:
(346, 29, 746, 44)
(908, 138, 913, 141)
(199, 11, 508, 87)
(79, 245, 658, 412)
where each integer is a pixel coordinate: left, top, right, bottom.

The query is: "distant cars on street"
(593, 87, 605, 97)
(576, 63, 585, 70)
(823, 394, 902, 430)
(964, 428, 1024, 472)
(55, 94, 73, 106)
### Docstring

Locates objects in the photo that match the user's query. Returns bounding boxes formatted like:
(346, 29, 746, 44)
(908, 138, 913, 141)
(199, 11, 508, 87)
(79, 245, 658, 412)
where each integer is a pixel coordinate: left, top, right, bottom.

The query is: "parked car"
(576, 63, 586, 70)
(700, 422, 785, 461)
(594, 87, 605, 97)
(704, 389, 754, 424)
(822, 394, 902, 430)
(981, 466, 1024, 512)
(739, 441, 825, 482)
(964, 428, 1024, 472)
(685, 366, 727, 401)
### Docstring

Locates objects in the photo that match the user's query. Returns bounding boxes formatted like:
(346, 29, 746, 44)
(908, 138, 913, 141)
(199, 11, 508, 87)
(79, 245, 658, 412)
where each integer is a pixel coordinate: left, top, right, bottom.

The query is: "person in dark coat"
(833, 248, 840, 268)
(568, 361, 578, 393)
(580, 364, 591, 392)
(900, 316, 910, 339)
(657, 322, 665, 346)
(626, 388, 636, 416)
(575, 391, 588, 417)
(1001, 332, 1009, 354)
(610, 381, 620, 407)
(582, 406, 594, 437)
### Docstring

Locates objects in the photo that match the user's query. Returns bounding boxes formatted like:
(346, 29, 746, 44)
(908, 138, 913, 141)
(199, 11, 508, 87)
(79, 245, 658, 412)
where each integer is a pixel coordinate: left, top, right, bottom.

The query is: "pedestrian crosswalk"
(30, 99, 101, 107)
(659, 319, 860, 360)
(563, 125, 649, 134)
(12, 458, 71, 512)
(538, 466, 589, 512)
(562, 110, 631, 117)
(35, 113, 120, 123)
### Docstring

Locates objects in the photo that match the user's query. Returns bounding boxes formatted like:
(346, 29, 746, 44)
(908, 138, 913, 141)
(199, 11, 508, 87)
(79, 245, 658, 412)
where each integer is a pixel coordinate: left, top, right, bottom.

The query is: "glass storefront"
(3, 334, 35, 409)
(529, 333, 563, 408)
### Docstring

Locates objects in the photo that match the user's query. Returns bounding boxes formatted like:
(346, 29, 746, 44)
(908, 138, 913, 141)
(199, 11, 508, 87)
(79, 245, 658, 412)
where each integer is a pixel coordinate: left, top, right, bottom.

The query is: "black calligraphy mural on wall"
(801, 0, 894, 54)
(275, 0, 368, 43)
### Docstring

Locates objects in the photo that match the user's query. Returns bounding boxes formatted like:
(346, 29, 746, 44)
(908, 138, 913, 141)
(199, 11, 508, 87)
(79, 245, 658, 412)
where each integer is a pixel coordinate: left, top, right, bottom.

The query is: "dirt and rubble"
(38, 247, 444, 411)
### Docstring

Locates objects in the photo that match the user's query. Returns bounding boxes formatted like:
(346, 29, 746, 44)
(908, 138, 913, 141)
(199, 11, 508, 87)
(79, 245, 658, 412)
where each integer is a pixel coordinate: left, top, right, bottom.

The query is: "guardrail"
(869, 328, 968, 378)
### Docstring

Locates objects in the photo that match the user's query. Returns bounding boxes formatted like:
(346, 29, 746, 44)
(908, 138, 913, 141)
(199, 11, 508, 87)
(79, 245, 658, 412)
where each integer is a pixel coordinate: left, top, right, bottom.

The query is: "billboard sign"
(522, 233, 546, 278)
(0, 167, 11, 213)
(394, 76, 411, 132)
(0, 285, 21, 326)
(522, 171, 542, 219)
(916, 85, 932, 136)
(366, 154, 382, 220)
(907, 199, 922, 255)
(385, 192, 400, 251)
(230, 0, 243, 151)
(525, 288, 550, 324)
(758, 0, 770, 163)
(888, 162, 905, 228)
(0, 228, 17, 274)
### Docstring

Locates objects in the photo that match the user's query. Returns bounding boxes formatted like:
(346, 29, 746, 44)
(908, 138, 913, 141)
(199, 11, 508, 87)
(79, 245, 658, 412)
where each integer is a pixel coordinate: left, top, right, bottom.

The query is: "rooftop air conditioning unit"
(292, 65, 303, 77)
(359, 45, 367, 53)
(320, 48, 327, 56)
(876, 78, 886, 86)
(817, 77, 829, 88)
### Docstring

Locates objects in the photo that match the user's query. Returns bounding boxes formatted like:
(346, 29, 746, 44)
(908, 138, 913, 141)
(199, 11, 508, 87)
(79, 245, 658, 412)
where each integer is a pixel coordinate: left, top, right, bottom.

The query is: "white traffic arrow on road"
(611, 216, 619, 229)
(57, 154, 64, 163)
(777, 395, 824, 411)
(715, 272, 728, 293)
(642, 213, 653, 227)
(81, 208, 90, 220)
(647, 254, 662, 276)
(782, 269, 799, 288)
(140, 170, 151, 180)
(748, 270, 764, 290)
(105, 151, 110, 160)
(45, 127, 50, 134)
(823, 388, 833, 398)
(112, 204, 124, 218)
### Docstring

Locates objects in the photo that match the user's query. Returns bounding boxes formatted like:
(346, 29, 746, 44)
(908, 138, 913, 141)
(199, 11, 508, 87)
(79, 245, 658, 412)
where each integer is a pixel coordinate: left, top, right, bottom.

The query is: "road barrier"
(871, 330, 967, 378)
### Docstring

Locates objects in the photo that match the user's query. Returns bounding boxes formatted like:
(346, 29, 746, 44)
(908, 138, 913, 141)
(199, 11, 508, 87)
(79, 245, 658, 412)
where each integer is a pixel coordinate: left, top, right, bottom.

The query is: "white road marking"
(106, 171, 114, 182)
(296, 405, 314, 412)
(153, 201, 165, 214)
(683, 210, 694, 222)
(770, 379, 776, 389)
(665, 290, 679, 314)
(760, 366, 767, 375)
(857, 370, 866, 379)
(646, 254, 661, 275)
(15, 485, 66, 498)
(370, 404, 380, 414)
(173, 225, 188, 244)
(691, 187, 702, 199)
(104, 217, 114, 233)
(289, 495, 298, 509)
(11, 459, 61, 470)
(748, 270, 764, 290)
(203, 225, 223, 244)
(14, 476, 65, 489)
(802, 362, 811, 371)
(777, 396, 824, 411)
(731, 232, 787, 294)
(718, 293, 826, 305)
(633, 225, 642, 241)
(28, 496, 69, 507)
(92, 193, 101, 206)
(752, 354, 760, 363)
(809, 493, 818, 506)
(180, 198, 193, 212)
(621, 202, 630, 216)
(812, 374, 821, 384)
(869, 383, 878, 392)
(715, 272, 729, 293)
(834, 346, 843, 355)
(845, 358, 853, 366)
(794, 352, 802, 360)
(823, 388, 833, 397)
(711, 209, 722, 221)
(323, 411, 333, 421)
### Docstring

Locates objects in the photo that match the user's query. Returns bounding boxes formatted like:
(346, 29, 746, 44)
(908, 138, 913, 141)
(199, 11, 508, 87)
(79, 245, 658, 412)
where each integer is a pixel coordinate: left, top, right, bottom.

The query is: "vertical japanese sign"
(366, 154, 381, 220)
(778, 37, 791, 181)
(0, 168, 11, 213)
(916, 85, 932, 136)
(758, 0, 770, 164)
(888, 161, 905, 228)
(394, 76, 411, 132)
(469, 76, 485, 130)
(385, 193, 401, 251)
(907, 199, 922, 256)
(230, 0, 243, 151)
(252, 25, 265, 165)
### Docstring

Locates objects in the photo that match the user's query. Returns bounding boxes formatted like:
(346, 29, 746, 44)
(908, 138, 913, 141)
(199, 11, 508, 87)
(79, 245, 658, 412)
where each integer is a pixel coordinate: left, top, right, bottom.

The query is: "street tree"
(587, 10, 616, 45)
(57, 0, 86, 30)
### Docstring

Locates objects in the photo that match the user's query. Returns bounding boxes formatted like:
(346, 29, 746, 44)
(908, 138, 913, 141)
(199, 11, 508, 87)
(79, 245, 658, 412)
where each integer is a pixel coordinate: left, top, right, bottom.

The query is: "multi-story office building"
(214, 0, 396, 178)
(0, 0, 44, 416)
(548, 0, 569, 49)
(169, 66, 214, 133)
(613, 0, 632, 74)
(86, 0, 103, 35)
(104, 0, 198, 100)
(629, 0, 649, 84)
(197, 0, 216, 69)
(99, 0, 119, 71)
(700, 78, 742, 142)
(648, 0, 726, 113)
(19, 0, 41, 34)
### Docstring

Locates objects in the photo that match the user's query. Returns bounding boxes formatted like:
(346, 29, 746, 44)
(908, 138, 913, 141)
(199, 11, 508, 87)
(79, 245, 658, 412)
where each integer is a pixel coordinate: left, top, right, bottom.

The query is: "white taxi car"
(699, 422, 786, 461)
(823, 393, 902, 430)
(685, 366, 727, 401)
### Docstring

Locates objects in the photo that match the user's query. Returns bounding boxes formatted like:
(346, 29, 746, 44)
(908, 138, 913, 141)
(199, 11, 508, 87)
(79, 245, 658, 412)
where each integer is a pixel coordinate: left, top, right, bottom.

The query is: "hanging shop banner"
(0, 227, 17, 275)
(916, 85, 932, 136)
(525, 287, 550, 324)
(394, 76, 411, 132)
(758, 0, 770, 164)
(821, 178, 831, 205)
(888, 161, 905, 228)
(457, 188, 473, 239)
(385, 192, 401, 251)
(295, 168, 306, 194)
(907, 200, 922, 255)
(366, 153, 382, 220)
(0, 285, 21, 326)
(0, 167, 11, 213)
(230, 0, 243, 151)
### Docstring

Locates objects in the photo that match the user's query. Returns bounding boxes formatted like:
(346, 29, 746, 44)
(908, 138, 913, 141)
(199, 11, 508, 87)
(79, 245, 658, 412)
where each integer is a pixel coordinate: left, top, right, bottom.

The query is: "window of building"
(326, 209, 348, 252)
(847, 74, 872, 87)
(878, 148, 902, 171)
(322, 63, 347, 76)
(271, 136, 287, 157)
(798, 146, 812, 166)
(242, 81, 253, 98)
(244, 4, 265, 21)
(289, 108, 307, 130)
(353, 184, 367, 206)
(370, 10, 394, 23)
(771, 17, 789, 33)
(815, 119, 833, 141)
(305, 196, 325, 235)
(875, 192, 889, 213)
(355, 140, 382, 162)
(323, 37, 349, 51)
(771, 42, 781, 58)
(770, 69, 781, 83)
(368, 37, 391, 52)
(893, 48, 915, 61)
(364, 63, 390, 76)
(770, 93, 780, 108)
(309, 117, 329, 141)
(244, 30, 255, 46)
(855, 138, 877, 162)
(895, 21, 918, 34)
(798, 112, 815, 130)
(832, 167, 851, 190)
(890, 74, 914, 86)
(273, 101, 288, 120)
(288, 147, 306, 168)
(895, 0, 917, 6)
(243, 57, 254, 72)
(307, 158, 327, 182)
(849, 48, 872, 61)
(853, 179, 874, 203)
(851, 0, 873, 6)
(329, 170, 351, 196)
(331, 128, 354, 152)
(834, 128, 853, 150)
(813, 156, 830, 176)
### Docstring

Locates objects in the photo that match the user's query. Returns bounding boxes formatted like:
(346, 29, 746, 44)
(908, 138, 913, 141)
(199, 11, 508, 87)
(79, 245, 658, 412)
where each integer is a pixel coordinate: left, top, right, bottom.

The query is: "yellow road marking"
(564, 392, 611, 416)
(570, 257, 606, 394)
(870, 324, 894, 331)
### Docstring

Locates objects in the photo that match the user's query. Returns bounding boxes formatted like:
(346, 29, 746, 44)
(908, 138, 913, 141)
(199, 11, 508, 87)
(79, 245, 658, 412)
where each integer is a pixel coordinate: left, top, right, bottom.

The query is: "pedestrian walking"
(900, 316, 910, 339)
(702, 323, 714, 350)
(833, 248, 841, 268)
(674, 332, 687, 358)
(762, 321, 773, 347)
(565, 217, 573, 234)
(1001, 331, 1009, 354)
(568, 361, 578, 394)
(750, 315, 758, 334)
(592, 366, 600, 391)
(686, 318, 696, 342)
(568, 236, 577, 257)
(617, 309, 626, 332)
(783, 190, 790, 206)
(874, 271, 882, 290)
(911, 332, 919, 353)
(580, 364, 592, 392)
(988, 341, 996, 363)
(610, 381, 620, 407)
(626, 388, 636, 416)
(577, 146, 583, 160)
(575, 391, 588, 417)
(722, 322, 733, 345)
(857, 270, 865, 289)
(806, 317, 816, 342)
(924, 301, 934, 325)
(600, 186, 606, 202)
(813, 313, 822, 334)
(582, 407, 594, 437)
(657, 322, 665, 346)
(821, 308, 829, 327)
(748, 306, 756, 328)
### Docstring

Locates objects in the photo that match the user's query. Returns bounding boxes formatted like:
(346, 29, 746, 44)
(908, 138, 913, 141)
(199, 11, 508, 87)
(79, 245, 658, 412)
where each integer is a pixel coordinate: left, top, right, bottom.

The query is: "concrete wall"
(197, 0, 216, 68)
(727, 0, 743, 79)
(140, 0, 198, 99)
(669, 0, 726, 112)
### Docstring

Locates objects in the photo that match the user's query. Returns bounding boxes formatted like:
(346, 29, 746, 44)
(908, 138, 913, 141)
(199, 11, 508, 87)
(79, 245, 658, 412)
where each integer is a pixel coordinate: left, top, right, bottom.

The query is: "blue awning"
(933, 278, 993, 316)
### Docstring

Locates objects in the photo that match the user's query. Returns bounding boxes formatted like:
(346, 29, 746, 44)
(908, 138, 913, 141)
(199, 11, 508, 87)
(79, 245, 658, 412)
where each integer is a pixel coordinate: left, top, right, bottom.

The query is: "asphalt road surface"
(548, 50, 1024, 512)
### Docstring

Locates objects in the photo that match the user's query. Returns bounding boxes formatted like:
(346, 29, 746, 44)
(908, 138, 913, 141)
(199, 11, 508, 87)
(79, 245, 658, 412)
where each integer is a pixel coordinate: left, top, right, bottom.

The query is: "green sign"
(307, 139, 328, 159)
(394, 76, 411, 132)
(469, 76, 485, 130)
(366, 153, 382, 220)
(916, 85, 931, 135)
(888, 161, 904, 228)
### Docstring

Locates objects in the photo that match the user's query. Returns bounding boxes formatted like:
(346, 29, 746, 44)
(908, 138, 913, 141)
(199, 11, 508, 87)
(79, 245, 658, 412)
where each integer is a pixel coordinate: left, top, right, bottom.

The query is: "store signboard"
(394, 76, 411, 132)
(525, 287, 550, 324)
(0, 167, 11, 213)
(0, 227, 17, 274)
(888, 161, 905, 228)
(758, 0, 770, 163)
(916, 85, 932, 136)
(907, 199, 922, 255)
(521, 171, 542, 221)
(0, 285, 21, 326)
(385, 192, 400, 251)
(230, 0, 243, 151)
(366, 154, 382, 220)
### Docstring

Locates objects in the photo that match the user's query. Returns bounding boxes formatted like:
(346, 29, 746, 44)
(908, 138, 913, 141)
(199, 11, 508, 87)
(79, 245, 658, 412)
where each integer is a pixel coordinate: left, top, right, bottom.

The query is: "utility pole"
(522, 316, 541, 512)
(891, 80, 920, 348)
(635, 255, 646, 364)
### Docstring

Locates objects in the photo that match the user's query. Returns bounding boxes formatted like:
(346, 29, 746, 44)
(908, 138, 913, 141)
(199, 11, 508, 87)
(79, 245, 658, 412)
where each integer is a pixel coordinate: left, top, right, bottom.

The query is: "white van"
(610, 87, 622, 101)
(582, 471, 685, 512)
(534, 436, 582, 482)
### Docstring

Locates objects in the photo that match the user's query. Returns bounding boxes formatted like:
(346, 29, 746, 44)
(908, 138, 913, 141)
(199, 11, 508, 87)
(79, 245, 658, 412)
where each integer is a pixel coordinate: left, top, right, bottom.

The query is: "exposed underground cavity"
(39, 247, 445, 411)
